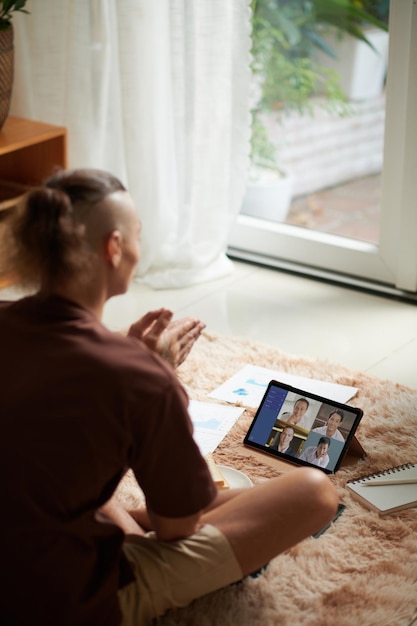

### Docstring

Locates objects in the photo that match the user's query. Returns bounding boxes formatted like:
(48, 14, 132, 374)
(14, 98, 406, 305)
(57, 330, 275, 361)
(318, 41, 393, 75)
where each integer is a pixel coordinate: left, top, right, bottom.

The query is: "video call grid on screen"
(244, 380, 362, 474)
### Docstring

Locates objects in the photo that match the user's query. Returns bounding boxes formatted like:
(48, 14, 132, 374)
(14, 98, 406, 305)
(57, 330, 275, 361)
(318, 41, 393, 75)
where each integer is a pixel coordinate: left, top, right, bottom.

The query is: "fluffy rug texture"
(117, 331, 417, 626)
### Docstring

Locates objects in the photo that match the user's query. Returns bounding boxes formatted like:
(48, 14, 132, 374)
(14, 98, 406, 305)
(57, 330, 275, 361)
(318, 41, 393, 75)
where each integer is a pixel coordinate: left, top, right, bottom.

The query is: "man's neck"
(40, 280, 107, 320)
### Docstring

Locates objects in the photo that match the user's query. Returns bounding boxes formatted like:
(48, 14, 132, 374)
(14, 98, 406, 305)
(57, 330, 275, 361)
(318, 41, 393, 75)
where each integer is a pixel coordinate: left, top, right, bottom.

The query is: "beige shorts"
(118, 523, 243, 626)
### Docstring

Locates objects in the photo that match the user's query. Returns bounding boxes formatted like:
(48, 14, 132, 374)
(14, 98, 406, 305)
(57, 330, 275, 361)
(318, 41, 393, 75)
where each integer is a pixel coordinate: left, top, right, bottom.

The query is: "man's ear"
(105, 230, 122, 267)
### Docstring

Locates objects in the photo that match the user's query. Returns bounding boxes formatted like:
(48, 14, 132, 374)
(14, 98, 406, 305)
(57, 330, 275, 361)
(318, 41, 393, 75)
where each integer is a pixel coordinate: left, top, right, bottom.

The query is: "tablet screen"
(243, 380, 363, 474)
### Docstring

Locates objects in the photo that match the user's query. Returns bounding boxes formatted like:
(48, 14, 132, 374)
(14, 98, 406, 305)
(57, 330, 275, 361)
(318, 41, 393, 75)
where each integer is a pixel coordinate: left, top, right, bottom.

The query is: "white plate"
(217, 465, 253, 489)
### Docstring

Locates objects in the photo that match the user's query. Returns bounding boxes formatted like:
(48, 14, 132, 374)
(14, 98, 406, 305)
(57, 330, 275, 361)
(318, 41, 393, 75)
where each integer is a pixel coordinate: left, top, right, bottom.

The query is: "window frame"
(228, 1, 417, 296)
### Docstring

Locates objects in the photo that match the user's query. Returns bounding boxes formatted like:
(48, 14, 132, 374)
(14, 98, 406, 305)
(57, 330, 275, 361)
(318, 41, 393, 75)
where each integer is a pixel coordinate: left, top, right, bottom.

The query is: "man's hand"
(128, 308, 205, 368)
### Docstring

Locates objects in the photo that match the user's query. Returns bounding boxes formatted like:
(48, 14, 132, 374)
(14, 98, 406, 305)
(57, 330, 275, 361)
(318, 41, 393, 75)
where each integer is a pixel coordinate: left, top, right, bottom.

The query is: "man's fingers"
(162, 319, 206, 367)
(148, 310, 173, 339)
(128, 311, 205, 368)
(128, 309, 172, 339)
(167, 318, 206, 340)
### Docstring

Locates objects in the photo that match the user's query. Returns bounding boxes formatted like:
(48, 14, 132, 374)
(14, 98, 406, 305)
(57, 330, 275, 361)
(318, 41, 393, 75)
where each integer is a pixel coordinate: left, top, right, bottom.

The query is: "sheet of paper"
(189, 400, 244, 456)
(208, 364, 358, 408)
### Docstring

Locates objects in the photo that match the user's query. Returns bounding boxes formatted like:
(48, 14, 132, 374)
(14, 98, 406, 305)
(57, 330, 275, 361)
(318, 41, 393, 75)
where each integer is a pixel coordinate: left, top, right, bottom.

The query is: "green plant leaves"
(0, 0, 29, 30)
(249, 0, 388, 167)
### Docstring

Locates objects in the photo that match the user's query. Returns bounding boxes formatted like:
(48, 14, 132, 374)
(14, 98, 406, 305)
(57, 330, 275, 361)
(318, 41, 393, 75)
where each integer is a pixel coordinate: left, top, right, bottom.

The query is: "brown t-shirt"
(0, 294, 216, 626)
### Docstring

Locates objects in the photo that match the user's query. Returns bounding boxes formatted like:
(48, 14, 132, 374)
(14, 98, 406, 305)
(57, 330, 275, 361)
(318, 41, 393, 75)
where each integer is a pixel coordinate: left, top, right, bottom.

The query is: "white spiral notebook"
(346, 463, 417, 515)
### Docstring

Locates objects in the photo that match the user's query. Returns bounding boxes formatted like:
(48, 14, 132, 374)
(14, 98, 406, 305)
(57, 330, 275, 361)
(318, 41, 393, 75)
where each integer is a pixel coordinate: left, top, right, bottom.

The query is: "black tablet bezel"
(243, 379, 363, 474)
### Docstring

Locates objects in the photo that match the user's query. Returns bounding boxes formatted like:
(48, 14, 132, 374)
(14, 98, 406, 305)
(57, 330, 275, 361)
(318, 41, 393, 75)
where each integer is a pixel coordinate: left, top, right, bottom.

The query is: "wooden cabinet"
(0, 116, 67, 188)
(0, 116, 67, 287)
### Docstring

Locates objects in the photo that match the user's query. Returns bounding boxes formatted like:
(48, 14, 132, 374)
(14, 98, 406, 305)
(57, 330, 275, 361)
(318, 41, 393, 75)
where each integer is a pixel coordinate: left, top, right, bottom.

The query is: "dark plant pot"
(0, 26, 14, 130)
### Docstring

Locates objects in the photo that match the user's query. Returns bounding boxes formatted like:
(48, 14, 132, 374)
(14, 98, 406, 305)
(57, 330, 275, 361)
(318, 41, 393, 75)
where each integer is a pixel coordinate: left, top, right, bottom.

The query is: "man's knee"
(297, 467, 339, 523)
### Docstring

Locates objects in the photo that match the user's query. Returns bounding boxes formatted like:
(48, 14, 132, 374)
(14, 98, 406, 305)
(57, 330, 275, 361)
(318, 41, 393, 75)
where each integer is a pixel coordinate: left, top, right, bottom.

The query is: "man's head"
(326, 410, 344, 435)
(289, 398, 309, 424)
(279, 426, 295, 449)
(5, 168, 141, 295)
(316, 436, 330, 458)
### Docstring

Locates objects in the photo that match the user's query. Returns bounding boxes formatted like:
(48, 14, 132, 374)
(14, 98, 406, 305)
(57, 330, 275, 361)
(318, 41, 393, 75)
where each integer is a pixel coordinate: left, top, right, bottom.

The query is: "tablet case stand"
(340, 434, 366, 467)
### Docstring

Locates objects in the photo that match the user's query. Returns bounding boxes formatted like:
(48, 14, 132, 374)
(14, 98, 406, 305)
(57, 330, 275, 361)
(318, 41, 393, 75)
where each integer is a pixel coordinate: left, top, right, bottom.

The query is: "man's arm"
(146, 508, 202, 541)
(97, 498, 202, 542)
(95, 496, 146, 536)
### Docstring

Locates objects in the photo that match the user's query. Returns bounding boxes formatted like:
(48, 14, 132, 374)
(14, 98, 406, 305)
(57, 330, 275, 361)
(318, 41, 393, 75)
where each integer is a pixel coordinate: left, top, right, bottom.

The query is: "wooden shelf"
(0, 116, 67, 186)
(0, 116, 67, 288)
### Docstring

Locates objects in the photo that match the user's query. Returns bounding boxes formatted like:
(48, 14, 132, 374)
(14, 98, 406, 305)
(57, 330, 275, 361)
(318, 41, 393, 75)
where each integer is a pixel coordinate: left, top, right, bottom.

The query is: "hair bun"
(26, 186, 72, 227)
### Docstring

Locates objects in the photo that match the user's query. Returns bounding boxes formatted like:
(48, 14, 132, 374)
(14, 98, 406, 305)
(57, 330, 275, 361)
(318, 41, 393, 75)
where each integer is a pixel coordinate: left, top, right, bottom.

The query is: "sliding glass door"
(229, 1, 417, 295)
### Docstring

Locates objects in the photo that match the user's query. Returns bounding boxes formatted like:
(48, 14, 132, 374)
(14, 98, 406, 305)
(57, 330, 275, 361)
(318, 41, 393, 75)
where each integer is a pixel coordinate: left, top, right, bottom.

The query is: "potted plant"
(243, 0, 348, 221)
(242, 0, 388, 221)
(241, 109, 295, 221)
(0, 0, 29, 129)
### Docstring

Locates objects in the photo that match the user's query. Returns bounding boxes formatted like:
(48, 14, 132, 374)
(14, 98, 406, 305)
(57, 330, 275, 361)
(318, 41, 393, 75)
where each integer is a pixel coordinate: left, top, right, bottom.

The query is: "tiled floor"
(98, 259, 417, 390)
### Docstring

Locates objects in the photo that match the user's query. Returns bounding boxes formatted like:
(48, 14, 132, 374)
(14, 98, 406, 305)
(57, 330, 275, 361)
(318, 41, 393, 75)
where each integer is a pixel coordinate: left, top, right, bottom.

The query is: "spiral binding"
(354, 462, 417, 484)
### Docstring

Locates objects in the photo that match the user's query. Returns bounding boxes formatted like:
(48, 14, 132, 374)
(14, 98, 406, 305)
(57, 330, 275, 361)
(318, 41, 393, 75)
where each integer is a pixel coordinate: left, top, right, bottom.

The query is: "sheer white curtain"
(10, 0, 252, 288)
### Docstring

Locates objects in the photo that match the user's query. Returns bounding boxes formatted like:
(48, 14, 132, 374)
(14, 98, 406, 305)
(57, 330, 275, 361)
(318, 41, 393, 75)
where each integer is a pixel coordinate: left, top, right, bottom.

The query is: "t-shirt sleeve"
(127, 370, 216, 518)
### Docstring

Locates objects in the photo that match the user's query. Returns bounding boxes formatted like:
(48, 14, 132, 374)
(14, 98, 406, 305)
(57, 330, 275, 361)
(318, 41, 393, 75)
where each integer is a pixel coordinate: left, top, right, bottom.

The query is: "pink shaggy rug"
(117, 331, 417, 626)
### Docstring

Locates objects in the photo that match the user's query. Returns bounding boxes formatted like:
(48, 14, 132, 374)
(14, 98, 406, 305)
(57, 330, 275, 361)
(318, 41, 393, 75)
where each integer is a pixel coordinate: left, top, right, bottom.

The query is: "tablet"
(243, 380, 363, 474)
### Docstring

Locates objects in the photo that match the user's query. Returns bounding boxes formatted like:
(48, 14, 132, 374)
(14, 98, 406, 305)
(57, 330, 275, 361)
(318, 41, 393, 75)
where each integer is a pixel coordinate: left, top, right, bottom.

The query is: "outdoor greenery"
(250, 0, 389, 171)
(0, 0, 29, 30)
(360, 0, 389, 25)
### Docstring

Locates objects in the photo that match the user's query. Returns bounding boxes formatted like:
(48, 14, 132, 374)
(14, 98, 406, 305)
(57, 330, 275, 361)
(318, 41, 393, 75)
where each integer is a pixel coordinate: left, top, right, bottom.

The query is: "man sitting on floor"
(0, 168, 339, 626)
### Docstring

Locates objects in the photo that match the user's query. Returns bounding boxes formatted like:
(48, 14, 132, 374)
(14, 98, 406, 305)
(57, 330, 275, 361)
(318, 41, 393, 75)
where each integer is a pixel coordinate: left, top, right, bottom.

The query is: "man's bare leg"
(200, 467, 338, 576)
(102, 467, 338, 578)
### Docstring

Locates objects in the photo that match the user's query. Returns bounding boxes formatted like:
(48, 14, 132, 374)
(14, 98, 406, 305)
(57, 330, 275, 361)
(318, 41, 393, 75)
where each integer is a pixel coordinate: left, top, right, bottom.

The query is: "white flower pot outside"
(241, 170, 294, 222)
(317, 28, 389, 101)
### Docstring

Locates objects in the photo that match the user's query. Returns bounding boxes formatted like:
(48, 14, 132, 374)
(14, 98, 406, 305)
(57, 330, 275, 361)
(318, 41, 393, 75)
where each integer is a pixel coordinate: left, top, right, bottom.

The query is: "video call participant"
(282, 397, 311, 429)
(299, 437, 331, 469)
(269, 426, 297, 456)
(312, 410, 345, 442)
